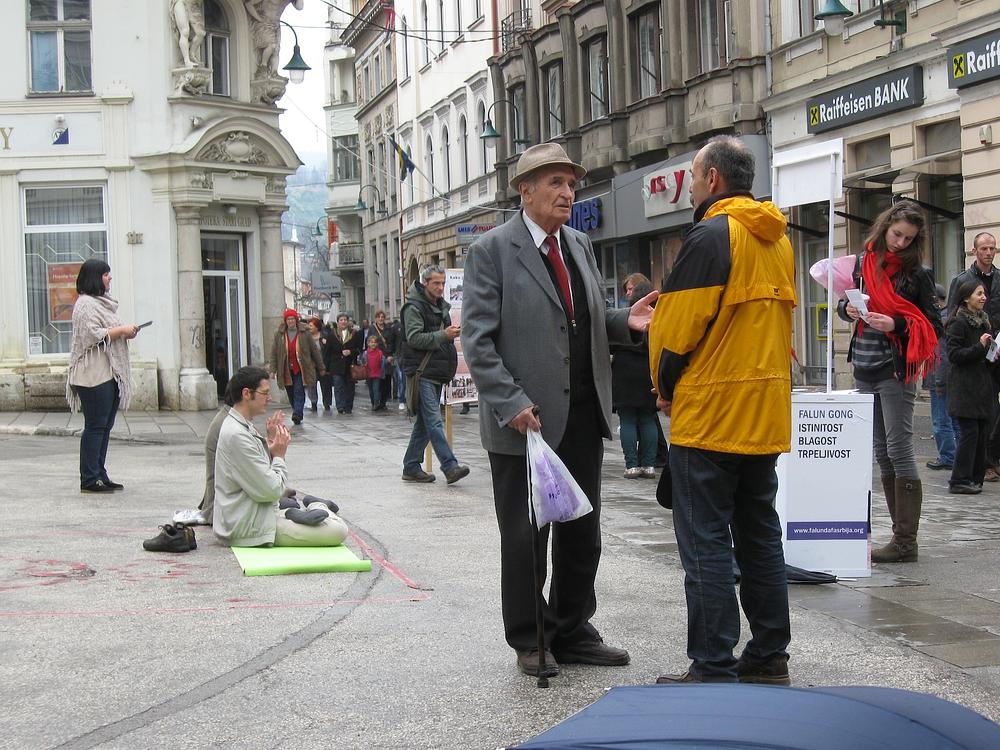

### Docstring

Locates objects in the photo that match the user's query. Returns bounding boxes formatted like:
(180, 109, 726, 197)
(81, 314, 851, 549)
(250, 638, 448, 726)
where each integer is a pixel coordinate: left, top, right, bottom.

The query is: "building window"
(473, 0, 482, 20)
(203, 0, 230, 96)
(407, 144, 415, 202)
(798, 0, 818, 36)
(367, 147, 376, 218)
(23, 185, 107, 355)
(438, 0, 446, 52)
(384, 42, 393, 83)
(442, 127, 452, 191)
(401, 17, 410, 78)
(455, 0, 463, 36)
(543, 63, 563, 139)
(373, 55, 382, 93)
(425, 135, 435, 194)
(421, 2, 430, 65)
(510, 84, 527, 154)
(377, 143, 387, 209)
(363, 65, 371, 101)
(27, 0, 92, 93)
(692, 0, 726, 73)
(632, 6, 661, 100)
(333, 135, 360, 181)
(459, 116, 469, 184)
(477, 100, 488, 176)
(584, 36, 609, 121)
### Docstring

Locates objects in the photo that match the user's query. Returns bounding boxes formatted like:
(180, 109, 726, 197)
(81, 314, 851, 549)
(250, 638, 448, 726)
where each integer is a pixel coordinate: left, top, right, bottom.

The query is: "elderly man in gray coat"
(462, 143, 658, 678)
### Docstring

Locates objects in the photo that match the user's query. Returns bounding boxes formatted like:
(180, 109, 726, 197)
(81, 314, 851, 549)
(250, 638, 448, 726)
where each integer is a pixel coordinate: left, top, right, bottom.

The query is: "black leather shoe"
(81, 481, 115, 494)
(101, 479, 124, 491)
(949, 482, 982, 494)
(516, 649, 559, 677)
(926, 460, 952, 470)
(292, 415, 302, 425)
(553, 640, 629, 666)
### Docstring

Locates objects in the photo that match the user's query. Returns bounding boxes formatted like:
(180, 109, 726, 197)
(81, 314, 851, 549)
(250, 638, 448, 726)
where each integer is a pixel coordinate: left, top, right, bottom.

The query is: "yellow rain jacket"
(648, 194, 796, 454)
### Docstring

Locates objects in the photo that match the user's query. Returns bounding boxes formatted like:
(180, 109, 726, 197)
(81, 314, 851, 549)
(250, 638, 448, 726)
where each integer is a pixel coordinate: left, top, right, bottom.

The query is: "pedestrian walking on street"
(370, 310, 394, 410)
(463, 143, 656, 679)
(305, 317, 332, 413)
(325, 312, 362, 414)
(926, 284, 959, 471)
(612, 273, 659, 480)
(948, 232, 1000, 482)
(67, 258, 141, 494)
(649, 136, 796, 685)
(270, 309, 324, 425)
(838, 200, 942, 563)
(946, 280, 995, 494)
(399, 264, 469, 484)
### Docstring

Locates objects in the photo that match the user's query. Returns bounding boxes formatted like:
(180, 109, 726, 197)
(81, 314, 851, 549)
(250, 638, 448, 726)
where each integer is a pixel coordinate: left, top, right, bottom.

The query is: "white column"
(259, 206, 285, 367)
(174, 204, 217, 410)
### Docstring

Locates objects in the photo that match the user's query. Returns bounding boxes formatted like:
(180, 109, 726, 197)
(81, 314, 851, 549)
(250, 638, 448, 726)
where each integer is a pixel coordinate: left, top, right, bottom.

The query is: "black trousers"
(953, 416, 989, 486)
(488, 400, 604, 652)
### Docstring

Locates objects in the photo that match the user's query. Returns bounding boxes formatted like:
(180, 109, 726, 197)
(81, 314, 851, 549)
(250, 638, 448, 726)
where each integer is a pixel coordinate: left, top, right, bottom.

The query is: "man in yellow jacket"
(649, 136, 796, 686)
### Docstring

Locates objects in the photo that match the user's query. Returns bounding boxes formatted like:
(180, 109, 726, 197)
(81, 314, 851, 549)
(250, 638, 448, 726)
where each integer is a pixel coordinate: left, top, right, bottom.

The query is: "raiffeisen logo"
(957, 38, 1000, 77)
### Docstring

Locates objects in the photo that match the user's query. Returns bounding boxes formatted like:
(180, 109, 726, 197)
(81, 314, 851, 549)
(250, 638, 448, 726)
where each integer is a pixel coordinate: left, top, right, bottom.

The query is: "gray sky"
(278, 0, 334, 165)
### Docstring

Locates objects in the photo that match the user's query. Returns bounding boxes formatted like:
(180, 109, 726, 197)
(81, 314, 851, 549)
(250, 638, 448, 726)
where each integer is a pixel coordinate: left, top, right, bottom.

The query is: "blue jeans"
(332, 374, 356, 412)
(403, 379, 458, 474)
(394, 362, 406, 403)
(930, 388, 958, 464)
(284, 372, 305, 420)
(670, 444, 790, 680)
(367, 377, 381, 409)
(618, 407, 658, 468)
(77, 379, 120, 486)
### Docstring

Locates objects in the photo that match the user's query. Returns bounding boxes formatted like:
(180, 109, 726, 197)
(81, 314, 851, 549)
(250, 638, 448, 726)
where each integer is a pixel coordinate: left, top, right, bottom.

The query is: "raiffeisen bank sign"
(949, 30, 1000, 89)
(806, 65, 923, 135)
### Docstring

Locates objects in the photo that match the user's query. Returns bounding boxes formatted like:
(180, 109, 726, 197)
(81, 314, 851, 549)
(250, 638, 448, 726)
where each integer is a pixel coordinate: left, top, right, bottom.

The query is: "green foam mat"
(231, 544, 373, 576)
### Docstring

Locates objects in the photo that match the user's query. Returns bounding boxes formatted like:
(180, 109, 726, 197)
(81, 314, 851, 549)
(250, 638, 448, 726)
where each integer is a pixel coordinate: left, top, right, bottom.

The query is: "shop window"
(794, 203, 830, 385)
(689, 0, 726, 74)
(927, 176, 965, 289)
(333, 135, 360, 182)
(28, 0, 92, 93)
(631, 6, 661, 101)
(543, 63, 563, 139)
(922, 120, 961, 156)
(23, 185, 107, 355)
(583, 36, 609, 121)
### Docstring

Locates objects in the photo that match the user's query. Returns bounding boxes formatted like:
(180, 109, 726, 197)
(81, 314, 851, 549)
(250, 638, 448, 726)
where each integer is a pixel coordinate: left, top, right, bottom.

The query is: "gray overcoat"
(462, 210, 633, 456)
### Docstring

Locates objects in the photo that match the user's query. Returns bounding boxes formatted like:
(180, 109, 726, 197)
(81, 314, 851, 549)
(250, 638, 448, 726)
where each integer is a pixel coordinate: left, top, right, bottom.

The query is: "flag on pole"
(381, 0, 395, 42)
(388, 134, 416, 182)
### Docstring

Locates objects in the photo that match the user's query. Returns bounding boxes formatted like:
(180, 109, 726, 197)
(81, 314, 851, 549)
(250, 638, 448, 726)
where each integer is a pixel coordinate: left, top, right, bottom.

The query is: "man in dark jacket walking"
(400, 264, 469, 484)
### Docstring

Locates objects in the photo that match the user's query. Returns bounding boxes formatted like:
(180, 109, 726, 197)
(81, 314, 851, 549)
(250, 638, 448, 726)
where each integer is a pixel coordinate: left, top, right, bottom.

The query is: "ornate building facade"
(0, 0, 306, 410)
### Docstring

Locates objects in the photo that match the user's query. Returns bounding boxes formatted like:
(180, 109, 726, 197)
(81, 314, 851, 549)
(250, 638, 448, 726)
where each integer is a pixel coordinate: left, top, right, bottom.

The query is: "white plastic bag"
(525, 429, 594, 529)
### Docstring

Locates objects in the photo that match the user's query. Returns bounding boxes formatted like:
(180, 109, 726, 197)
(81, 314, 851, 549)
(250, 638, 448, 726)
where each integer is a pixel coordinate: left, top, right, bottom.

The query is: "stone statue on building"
(245, 0, 304, 76)
(170, 0, 207, 68)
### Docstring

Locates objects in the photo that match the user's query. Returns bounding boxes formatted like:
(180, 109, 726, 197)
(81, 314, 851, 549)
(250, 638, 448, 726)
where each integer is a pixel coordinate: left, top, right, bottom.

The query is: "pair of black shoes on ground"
(143, 523, 197, 553)
(81, 479, 124, 493)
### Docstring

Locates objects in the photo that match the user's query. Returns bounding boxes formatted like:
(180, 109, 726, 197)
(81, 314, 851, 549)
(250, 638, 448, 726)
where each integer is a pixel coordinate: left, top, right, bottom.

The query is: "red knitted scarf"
(859, 248, 938, 383)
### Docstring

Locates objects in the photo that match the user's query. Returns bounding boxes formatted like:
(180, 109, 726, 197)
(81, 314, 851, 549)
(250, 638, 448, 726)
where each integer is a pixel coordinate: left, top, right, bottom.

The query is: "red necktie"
(544, 235, 574, 320)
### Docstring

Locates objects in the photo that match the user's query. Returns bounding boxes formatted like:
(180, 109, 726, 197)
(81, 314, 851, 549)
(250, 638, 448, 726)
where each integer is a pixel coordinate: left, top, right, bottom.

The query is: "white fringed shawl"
(66, 294, 134, 413)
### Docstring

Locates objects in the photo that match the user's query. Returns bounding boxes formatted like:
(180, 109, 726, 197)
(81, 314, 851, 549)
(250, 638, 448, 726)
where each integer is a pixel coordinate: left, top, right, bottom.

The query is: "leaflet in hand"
(845, 289, 870, 321)
(987, 336, 999, 363)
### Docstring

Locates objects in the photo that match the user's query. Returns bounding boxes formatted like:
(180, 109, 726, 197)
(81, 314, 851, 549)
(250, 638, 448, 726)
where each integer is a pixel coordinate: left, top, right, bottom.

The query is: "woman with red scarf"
(837, 200, 942, 563)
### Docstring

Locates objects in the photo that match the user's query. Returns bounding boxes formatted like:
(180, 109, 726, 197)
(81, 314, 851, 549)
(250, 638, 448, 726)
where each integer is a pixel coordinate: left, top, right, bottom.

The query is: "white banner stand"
(773, 140, 872, 577)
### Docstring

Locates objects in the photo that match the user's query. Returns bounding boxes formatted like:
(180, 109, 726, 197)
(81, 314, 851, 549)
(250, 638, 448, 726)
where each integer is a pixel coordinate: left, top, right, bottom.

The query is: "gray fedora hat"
(510, 143, 587, 189)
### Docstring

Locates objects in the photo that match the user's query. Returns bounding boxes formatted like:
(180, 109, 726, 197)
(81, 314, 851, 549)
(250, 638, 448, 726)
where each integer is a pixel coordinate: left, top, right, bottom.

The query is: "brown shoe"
(402, 470, 436, 483)
(655, 670, 736, 684)
(736, 653, 790, 686)
(984, 467, 1000, 482)
(516, 649, 558, 677)
(553, 640, 629, 666)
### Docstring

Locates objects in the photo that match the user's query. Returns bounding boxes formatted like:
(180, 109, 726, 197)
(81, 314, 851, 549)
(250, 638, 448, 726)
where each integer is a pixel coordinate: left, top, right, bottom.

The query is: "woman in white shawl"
(67, 259, 140, 493)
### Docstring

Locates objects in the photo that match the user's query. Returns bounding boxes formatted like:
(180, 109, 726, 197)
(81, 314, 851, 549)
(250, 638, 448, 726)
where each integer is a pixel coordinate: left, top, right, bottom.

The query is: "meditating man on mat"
(214, 366, 348, 548)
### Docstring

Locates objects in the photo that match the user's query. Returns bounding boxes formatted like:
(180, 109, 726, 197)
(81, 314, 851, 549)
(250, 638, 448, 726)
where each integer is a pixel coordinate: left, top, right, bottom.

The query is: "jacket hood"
(704, 195, 788, 243)
(406, 280, 450, 313)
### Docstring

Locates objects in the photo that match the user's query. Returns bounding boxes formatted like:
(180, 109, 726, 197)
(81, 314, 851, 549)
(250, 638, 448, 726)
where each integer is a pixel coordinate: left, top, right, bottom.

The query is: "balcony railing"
(333, 242, 365, 269)
(501, 8, 532, 54)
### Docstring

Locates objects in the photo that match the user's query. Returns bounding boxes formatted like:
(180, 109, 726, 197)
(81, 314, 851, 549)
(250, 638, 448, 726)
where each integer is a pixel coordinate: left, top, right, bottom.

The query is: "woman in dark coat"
(611, 274, 659, 478)
(946, 279, 995, 494)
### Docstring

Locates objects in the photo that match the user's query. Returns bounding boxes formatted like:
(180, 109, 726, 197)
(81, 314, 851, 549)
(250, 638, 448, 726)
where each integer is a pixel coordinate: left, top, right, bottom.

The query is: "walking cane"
(529, 503, 550, 689)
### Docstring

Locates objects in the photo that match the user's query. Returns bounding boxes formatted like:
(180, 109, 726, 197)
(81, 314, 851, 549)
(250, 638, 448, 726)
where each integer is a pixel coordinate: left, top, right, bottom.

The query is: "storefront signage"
(806, 65, 923, 134)
(568, 198, 602, 233)
(456, 223, 495, 245)
(47, 263, 81, 322)
(948, 30, 1000, 88)
(0, 113, 102, 154)
(642, 163, 692, 219)
(200, 215, 252, 227)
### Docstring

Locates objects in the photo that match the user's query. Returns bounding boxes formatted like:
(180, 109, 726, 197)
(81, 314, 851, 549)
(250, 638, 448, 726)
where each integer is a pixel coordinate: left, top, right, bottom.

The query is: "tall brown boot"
(872, 478, 920, 563)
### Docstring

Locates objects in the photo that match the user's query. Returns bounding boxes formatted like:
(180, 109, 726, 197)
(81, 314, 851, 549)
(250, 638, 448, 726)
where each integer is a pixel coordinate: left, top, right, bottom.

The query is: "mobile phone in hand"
(137, 321, 153, 329)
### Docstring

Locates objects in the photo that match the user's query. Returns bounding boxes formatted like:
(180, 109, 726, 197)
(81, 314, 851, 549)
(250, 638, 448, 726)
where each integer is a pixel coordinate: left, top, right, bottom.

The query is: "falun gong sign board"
(949, 29, 1000, 88)
(806, 65, 923, 134)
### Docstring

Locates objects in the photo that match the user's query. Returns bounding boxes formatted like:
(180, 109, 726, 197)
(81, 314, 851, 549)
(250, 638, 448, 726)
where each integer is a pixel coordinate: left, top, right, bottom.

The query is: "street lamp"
(814, 0, 853, 37)
(355, 184, 386, 213)
(480, 98, 531, 146)
(279, 20, 311, 84)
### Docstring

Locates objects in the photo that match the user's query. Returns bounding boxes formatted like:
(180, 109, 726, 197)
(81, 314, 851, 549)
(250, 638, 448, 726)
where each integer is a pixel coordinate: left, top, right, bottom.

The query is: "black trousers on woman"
(952, 416, 988, 487)
(487, 400, 604, 652)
